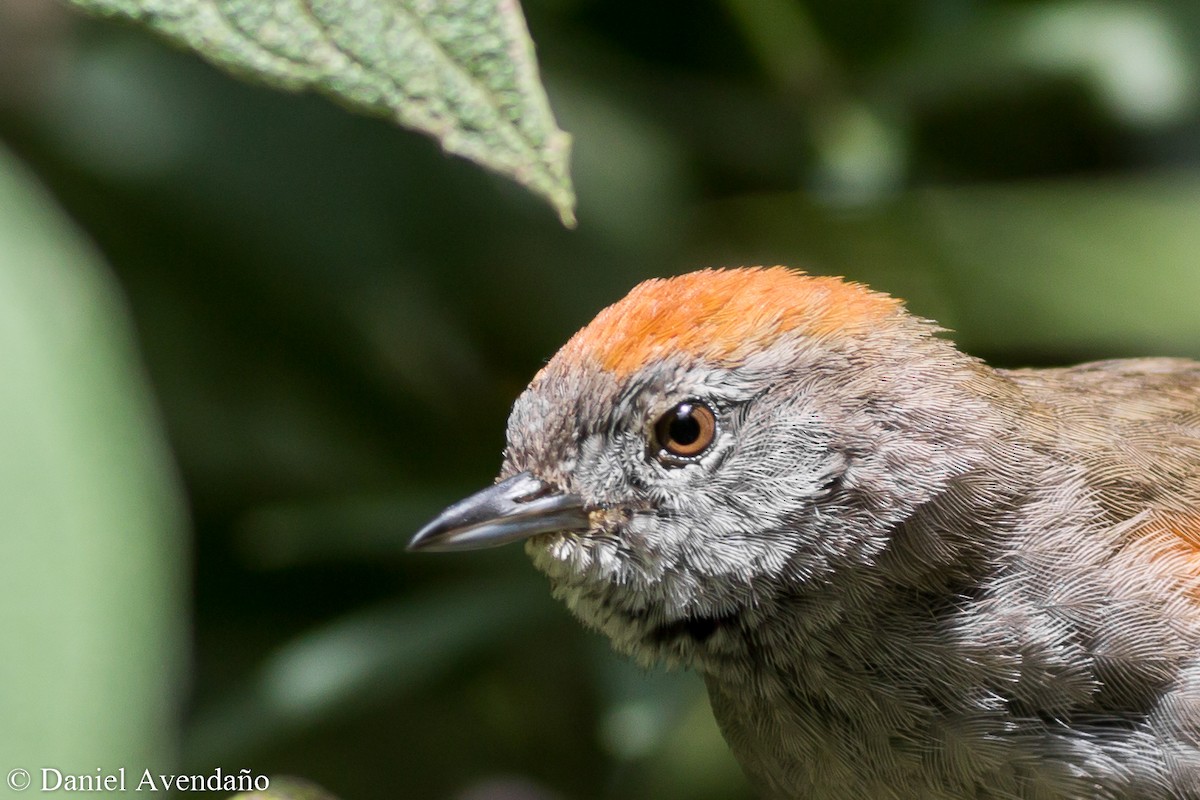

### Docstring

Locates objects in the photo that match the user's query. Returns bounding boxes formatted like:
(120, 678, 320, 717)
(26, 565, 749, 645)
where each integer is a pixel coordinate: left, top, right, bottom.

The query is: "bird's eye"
(653, 401, 717, 463)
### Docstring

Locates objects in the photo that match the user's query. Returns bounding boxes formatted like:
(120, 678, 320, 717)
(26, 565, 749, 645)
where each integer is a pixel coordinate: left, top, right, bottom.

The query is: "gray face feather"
(498, 317, 1200, 798)
(502, 323, 1014, 666)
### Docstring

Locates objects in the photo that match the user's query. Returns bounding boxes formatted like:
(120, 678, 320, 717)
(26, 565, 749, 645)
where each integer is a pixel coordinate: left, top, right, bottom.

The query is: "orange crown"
(555, 267, 902, 378)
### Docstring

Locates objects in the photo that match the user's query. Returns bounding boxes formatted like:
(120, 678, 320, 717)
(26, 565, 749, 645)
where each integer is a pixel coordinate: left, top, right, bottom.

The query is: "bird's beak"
(408, 471, 589, 552)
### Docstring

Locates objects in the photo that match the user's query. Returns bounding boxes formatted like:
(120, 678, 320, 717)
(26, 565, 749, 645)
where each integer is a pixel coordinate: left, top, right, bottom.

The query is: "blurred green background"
(1, 0, 1199, 798)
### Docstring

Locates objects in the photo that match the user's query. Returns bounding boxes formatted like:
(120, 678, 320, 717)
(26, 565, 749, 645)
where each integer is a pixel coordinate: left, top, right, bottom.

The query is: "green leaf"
(67, 0, 576, 226)
(0, 146, 187, 775)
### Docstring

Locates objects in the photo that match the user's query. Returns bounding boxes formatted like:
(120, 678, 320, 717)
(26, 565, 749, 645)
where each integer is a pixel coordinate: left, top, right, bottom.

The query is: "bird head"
(411, 268, 1014, 668)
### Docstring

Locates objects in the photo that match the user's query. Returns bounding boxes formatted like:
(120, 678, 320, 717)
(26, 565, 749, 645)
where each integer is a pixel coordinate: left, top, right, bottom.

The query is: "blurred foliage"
(233, 776, 342, 800)
(1, 0, 1199, 799)
(0, 143, 184, 786)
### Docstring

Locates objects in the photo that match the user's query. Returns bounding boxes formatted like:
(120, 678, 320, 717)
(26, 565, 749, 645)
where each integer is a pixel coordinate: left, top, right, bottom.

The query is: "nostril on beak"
(515, 479, 558, 504)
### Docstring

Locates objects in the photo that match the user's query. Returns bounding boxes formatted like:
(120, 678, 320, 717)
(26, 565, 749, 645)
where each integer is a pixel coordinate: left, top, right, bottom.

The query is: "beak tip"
(406, 522, 442, 553)
(405, 472, 588, 554)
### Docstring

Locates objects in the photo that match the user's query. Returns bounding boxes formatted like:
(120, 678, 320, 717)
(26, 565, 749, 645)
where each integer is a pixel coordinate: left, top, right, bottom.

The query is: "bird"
(409, 267, 1200, 799)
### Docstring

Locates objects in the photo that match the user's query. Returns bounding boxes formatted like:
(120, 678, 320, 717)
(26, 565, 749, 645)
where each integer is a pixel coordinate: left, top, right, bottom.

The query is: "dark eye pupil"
(668, 407, 701, 445)
(653, 399, 716, 463)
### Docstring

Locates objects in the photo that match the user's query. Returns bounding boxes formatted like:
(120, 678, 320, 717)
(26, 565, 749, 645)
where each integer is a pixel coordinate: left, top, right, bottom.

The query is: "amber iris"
(654, 401, 717, 461)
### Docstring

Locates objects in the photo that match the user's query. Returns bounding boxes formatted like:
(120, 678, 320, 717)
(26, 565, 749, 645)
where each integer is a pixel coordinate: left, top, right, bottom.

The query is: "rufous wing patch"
(1120, 509, 1200, 600)
(553, 267, 903, 378)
